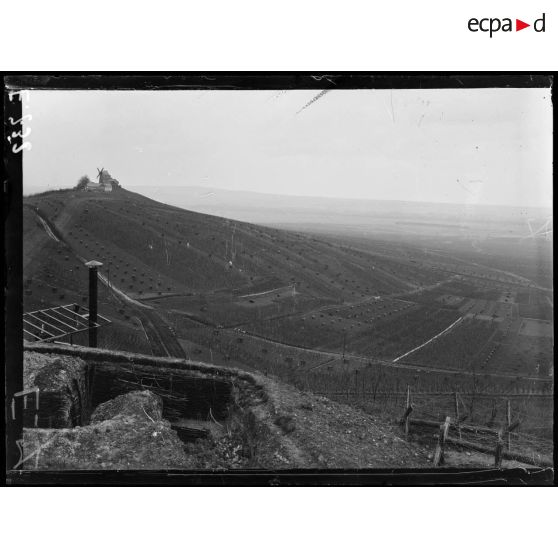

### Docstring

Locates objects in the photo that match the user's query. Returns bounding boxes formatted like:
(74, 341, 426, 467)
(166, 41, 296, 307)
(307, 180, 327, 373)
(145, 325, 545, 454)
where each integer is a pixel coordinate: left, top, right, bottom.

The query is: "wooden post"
(404, 386, 411, 437)
(495, 418, 519, 468)
(495, 429, 504, 468)
(401, 386, 413, 438)
(89, 266, 98, 347)
(454, 391, 461, 440)
(506, 399, 511, 451)
(433, 416, 451, 467)
(402, 405, 413, 437)
(34, 387, 40, 428)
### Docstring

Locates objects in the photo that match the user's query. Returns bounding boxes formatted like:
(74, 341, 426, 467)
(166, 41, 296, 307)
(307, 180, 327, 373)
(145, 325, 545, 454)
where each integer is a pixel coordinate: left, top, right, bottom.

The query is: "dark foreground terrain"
(22, 344, 434, 470)
(22, 187, 553, 467)
(21, 344, 551, 471)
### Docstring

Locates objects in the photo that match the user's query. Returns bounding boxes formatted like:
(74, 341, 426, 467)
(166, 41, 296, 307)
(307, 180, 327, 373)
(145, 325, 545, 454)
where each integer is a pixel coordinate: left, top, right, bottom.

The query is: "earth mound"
(23, 390, 189, 470)
(91, 390, 163, 423)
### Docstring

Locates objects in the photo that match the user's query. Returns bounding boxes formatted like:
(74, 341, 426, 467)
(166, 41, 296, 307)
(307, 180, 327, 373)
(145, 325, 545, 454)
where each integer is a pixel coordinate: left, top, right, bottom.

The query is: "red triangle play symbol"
(516, 19, 530, 31)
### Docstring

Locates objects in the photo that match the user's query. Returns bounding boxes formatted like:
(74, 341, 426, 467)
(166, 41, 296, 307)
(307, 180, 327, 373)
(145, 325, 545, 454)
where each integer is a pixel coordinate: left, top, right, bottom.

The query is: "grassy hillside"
(24, 187, 447, 319)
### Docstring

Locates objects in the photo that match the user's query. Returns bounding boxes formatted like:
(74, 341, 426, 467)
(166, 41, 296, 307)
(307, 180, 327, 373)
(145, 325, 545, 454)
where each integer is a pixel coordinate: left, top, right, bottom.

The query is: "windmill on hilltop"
(79, 167, 121, 193)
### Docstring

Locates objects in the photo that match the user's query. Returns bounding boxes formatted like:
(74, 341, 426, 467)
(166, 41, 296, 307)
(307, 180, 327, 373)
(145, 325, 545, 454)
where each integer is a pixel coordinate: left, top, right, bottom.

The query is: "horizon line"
(23, 183, 553, 211)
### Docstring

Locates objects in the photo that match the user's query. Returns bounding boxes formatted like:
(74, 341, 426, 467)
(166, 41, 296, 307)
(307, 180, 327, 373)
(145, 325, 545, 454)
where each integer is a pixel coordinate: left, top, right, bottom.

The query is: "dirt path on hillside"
(96, 271, 152, 309)
(392, 316, 463, 363)
(140, 309, 186, 359)
(36, 213, 60, 242)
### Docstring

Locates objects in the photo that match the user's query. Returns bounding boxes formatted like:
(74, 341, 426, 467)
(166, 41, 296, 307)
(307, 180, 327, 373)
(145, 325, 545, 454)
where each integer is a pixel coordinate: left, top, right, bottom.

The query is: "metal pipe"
(89, 267, 98, 347)
(85, 260, 102, 348)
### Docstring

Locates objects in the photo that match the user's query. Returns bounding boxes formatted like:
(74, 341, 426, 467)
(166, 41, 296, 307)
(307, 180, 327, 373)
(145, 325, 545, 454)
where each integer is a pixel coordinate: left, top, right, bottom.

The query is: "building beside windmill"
(84, 168, 121, 193)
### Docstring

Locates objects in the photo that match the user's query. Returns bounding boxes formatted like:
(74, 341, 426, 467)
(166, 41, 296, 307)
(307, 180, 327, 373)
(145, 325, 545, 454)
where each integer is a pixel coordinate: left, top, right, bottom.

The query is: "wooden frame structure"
(23, 303, 111, 343)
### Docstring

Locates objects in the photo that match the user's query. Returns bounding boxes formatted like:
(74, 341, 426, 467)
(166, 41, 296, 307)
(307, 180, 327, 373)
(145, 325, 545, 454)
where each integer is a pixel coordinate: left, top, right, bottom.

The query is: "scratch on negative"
(296, 90, 330, 115)
(310, 75, 339, 85)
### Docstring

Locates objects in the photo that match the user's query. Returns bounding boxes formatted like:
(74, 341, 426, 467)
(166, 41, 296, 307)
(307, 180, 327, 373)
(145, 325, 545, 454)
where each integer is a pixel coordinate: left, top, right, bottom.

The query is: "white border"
(0, 489, 555, 557)
(1, 1, 556, 70)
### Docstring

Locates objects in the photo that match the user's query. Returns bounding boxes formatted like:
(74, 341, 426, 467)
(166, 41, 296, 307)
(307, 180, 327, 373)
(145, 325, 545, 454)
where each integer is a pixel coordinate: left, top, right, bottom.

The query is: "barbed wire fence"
(310, 385, 553, 467)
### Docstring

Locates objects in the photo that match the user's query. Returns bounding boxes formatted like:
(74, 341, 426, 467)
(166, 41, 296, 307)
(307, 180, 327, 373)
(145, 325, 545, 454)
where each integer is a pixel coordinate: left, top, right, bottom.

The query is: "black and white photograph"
(4, 75, 554, 483)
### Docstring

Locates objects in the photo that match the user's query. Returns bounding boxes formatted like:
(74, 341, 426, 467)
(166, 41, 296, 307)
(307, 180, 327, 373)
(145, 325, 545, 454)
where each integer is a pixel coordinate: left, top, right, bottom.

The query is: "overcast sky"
(23, 87, 552, 207)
